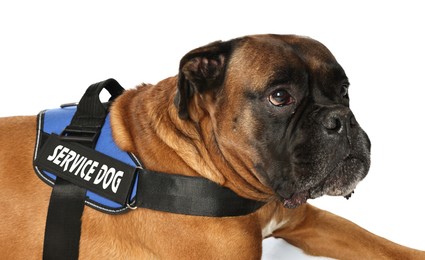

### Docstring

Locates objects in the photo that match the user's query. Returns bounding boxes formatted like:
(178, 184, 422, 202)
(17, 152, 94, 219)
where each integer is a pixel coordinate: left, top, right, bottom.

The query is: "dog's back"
(0, 116, 50, 259)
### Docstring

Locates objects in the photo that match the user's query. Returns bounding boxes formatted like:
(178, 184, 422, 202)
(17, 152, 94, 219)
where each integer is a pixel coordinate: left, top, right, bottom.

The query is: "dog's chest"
(262, 217, 288, 237)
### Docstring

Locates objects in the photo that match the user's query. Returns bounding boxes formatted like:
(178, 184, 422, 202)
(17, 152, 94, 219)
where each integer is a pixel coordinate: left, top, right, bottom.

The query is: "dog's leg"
(271, 203, 425, 259)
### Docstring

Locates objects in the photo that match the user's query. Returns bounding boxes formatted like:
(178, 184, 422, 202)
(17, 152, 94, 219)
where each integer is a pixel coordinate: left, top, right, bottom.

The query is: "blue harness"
(34, 105, 141, 214)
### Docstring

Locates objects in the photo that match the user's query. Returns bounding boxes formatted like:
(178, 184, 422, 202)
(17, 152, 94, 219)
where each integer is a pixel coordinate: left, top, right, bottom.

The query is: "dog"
(0, 34, 424, 259)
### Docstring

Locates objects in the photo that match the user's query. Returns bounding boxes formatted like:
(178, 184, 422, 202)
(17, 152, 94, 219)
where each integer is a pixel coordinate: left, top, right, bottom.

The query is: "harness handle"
(69, 78, 124, 127)
(62, 79, 124, 147)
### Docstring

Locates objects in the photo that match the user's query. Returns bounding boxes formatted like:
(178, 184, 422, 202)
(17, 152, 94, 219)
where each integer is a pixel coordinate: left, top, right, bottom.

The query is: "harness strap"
(136, 170, 265, 217)
(43, 79, 124, 260)
(43, 179, 86, 260)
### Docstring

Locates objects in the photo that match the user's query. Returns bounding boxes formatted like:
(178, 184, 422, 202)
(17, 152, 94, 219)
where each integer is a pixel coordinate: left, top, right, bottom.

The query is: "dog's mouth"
(281, 190, 310, 208)
(278, 156, 368, 209)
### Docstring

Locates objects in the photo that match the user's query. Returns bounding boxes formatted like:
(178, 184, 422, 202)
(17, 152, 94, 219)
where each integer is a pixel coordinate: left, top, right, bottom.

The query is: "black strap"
(42, 179, 86, 260)
(136, 170, 265, 217)
(43, 79, 124, 260)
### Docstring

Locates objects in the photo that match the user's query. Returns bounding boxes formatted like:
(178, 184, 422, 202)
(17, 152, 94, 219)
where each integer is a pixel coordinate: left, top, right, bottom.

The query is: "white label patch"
(35, 134, 137, 205)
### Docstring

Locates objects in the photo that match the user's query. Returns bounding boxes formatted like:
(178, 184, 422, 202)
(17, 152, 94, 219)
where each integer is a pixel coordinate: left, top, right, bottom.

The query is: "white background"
(1, 1, 424, 259)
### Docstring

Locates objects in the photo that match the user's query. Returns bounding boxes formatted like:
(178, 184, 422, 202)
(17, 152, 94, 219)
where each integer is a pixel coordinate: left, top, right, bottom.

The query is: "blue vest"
(34, 105, 141, 214)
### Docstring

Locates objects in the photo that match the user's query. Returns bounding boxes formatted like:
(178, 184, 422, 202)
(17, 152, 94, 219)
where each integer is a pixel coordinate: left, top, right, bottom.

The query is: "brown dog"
(0, 34, 424, 259)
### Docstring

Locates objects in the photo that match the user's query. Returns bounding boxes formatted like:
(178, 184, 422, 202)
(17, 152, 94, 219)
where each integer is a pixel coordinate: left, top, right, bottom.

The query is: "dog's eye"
(341, 85, 349, 98)
(269, 89, 294, 107)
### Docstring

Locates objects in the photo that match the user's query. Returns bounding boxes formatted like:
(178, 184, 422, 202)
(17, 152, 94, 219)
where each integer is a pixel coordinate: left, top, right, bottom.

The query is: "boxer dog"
(0, 34, 423, 259)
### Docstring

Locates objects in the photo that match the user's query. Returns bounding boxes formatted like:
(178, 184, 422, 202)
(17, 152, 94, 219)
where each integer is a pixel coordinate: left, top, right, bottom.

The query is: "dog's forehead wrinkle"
(228, 38, 307, 89)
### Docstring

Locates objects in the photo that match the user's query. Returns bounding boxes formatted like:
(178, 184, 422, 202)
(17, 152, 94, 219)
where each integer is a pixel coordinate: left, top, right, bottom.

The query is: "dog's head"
(175, 34, 371, 208)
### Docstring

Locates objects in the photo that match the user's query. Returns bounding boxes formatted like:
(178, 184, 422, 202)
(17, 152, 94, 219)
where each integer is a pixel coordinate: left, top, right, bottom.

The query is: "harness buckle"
(61, 125, 101, 146)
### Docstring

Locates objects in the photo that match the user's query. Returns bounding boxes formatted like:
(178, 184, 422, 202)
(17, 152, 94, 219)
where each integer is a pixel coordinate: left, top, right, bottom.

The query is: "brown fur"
(1, 35, 424, 259)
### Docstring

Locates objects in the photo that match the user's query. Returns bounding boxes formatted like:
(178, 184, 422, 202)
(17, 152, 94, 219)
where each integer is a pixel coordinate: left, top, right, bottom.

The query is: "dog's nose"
(322, 107, 356, 134)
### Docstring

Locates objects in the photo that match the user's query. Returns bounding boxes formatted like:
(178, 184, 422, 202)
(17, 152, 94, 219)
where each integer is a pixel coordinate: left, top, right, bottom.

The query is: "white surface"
(1, 1, 424, 259)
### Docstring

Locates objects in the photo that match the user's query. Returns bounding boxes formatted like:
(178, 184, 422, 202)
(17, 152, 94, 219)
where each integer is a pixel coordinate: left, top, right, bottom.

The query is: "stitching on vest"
(34, 111, 55, 186)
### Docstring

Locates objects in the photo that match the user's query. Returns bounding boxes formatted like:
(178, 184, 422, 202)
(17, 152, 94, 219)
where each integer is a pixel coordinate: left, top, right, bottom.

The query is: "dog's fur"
(1, 35, 424, 259)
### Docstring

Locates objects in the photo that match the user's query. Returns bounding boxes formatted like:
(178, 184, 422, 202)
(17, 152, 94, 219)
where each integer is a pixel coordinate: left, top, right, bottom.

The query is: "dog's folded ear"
(175, 39, 236, 120)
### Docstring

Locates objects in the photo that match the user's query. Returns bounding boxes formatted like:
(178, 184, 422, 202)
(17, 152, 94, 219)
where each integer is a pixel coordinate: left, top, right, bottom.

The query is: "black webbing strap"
(43, 79, 124, 260)
(43, 179, 86, 260)
(136, 170, 266, 217)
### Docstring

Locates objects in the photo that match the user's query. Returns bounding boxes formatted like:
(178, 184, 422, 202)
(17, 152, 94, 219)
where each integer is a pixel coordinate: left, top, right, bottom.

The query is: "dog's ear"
(175, 40, 236, 120)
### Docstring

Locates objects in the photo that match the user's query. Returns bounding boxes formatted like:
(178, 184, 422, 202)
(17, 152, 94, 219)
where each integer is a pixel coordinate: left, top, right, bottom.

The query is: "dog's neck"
(110, 76, 273, 201)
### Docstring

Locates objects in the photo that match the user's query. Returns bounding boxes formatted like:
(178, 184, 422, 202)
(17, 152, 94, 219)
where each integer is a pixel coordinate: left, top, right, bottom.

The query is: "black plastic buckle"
(61, 125, 102, 147)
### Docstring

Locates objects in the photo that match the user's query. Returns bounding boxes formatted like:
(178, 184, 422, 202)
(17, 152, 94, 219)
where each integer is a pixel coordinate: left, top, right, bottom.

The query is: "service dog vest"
(34, 105, 141, 214)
